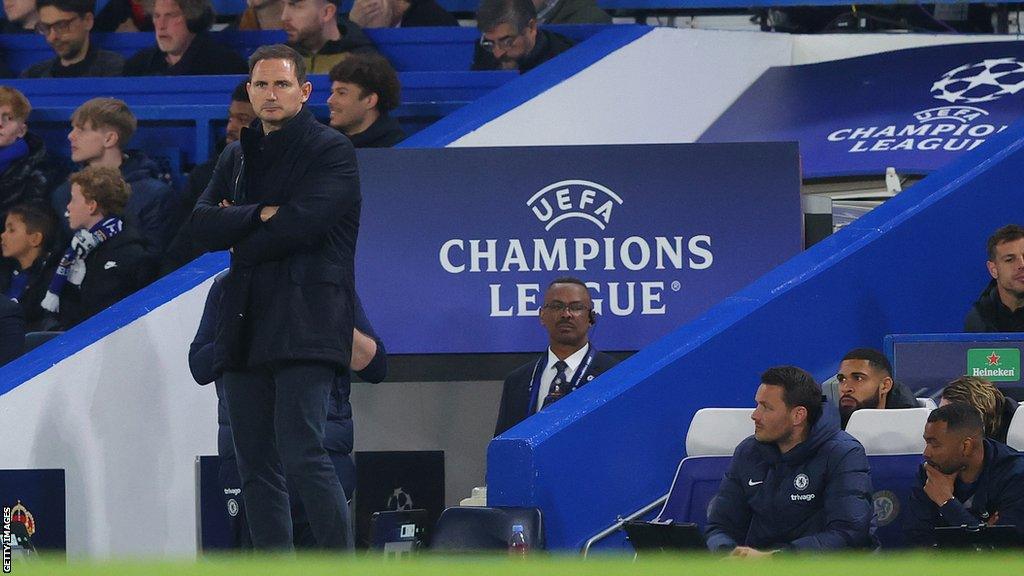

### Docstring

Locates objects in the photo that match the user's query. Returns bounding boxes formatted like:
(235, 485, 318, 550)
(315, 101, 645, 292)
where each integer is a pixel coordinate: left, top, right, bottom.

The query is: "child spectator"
(1, 203, 59, 331)
(0, 87, 70, 215)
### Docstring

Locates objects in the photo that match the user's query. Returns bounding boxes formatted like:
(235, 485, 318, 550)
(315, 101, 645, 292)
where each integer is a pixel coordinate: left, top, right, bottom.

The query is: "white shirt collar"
(545, 342, 590, 374)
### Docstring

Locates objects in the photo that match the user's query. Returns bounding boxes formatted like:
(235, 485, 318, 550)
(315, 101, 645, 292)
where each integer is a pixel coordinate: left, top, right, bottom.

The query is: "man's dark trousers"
(223, 361, 353, 549)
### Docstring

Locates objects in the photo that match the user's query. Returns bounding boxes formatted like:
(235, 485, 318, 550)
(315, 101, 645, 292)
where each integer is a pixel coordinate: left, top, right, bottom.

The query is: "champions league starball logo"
(930, 58, 1024, 104)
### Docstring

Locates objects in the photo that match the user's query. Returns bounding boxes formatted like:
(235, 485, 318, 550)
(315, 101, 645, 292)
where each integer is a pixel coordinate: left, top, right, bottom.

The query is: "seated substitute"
(327, 53, 405, 148)
(22, 0, 124, 78)
(1, 203, 60, 331)
(123, 0, 247, 76)
(45, 166, 154, 329)
(705, 366, 876, 555)
(472, 0, 575, 73)
(51, 98, 178, 255)
(348, 0, 457, 29)
(0, 87, 70, 214)
(940, 376, 1019, 445)
(965, 224, 1024, 332)
(494, 276, 618, 436)
(905, 402, 1024, 546)
(281, 0, 375, 74)
(836, 347, 918, 429)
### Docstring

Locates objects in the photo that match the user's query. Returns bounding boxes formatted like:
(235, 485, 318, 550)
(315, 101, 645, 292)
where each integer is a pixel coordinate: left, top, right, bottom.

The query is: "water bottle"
(508, 524, 529, 556)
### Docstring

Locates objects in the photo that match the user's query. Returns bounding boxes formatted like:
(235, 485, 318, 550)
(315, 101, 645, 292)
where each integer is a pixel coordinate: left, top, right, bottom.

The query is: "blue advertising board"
(354, 143, 801, 354)
(886, 333, 1024, 400)
(700, 42, 1024, 179)
(0, 469, 66, 553)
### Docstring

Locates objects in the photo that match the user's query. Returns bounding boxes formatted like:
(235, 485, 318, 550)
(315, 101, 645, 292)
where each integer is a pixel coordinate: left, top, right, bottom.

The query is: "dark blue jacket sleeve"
(704, 445, 751, 551)
(189, 144, 261, 251)
(188, 274, 224, 385)
(353, 293, 386, 384)
(0, 299, 25, 366)
(788, 442, 875, 550)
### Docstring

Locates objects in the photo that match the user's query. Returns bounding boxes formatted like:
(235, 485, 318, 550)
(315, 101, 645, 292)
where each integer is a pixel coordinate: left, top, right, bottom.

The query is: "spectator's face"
(480, 20, 537, 70)
(836, 359, 892, 423)
(923, 421, 969, 475)
(326, 80, 375, 134)
(987, 237, 1024, 300)
(68, 120, 114, 164)
(225, 100, 256, 143)
(539, 282, 592, 349)
(0, 105, 28, 148)
(752, 384, 797, 445)
(281, 0, 330, 48)
(67, 183, 97, 231)
(1, 214, 40, 262)
(3, 0, 36, 23)
(247, 58, 311, 131)
(37, 6, 93, 61)
(152, 0, 194, 57)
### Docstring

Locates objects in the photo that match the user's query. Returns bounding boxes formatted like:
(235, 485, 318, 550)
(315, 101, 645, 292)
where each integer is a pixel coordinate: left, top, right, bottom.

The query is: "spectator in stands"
(965, 224, 1024, 333)
(905, 402, 1024, 546)
(327, 53, 405, 148)
(705, 366, 876, 555)
(190, 273, 387, 547)
(533, 0, 610, 24)
(1, 203, 59, 331)
(348, 0, 456, 28)
(46, 166, 153, 329)
(836, 347, 918, 429)
(51, 98, 178, 255)
(123, 0, 247, 76)
(473, 0, 575, 73)
(0, 298, 25, 365)
(93, 0, 153, 31)
(0, 87, 70, 215)
(281, 0, 375, 73)
(22, 0, 125, 78)
(494, 276, 617, 436)
(940, 376, 1019, 445)
(160, 82, 254, 276)
(1, 0, 40, 33)
(234, 0, 283, 30)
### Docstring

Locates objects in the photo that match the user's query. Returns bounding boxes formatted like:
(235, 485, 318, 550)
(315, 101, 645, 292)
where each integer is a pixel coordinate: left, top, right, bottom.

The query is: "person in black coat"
(190, 272, 387, 548)
(0, 298, 25, 366)
(964, 224, 1024, 332)
(49, 166, 154, 330)
(835, 347, 919, 429)
(1, 203, 60, 331)
(189, 45, 361, 551)
(326, 53, 405, 149)
(494, 277, 618, 437)
(122, 0, 247, 76)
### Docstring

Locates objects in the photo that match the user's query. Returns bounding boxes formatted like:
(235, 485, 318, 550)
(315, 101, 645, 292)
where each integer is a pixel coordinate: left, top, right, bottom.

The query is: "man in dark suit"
(189, 44, 360, 551)
(494, 276, 618, 436)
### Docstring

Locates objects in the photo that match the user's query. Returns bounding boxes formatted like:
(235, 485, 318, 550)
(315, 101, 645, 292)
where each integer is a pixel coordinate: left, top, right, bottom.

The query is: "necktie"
(541, 360, 570, 409)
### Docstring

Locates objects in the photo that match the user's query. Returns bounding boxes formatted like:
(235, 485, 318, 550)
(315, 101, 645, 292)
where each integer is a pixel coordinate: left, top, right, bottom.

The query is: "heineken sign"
(966, 348, 1021, 382)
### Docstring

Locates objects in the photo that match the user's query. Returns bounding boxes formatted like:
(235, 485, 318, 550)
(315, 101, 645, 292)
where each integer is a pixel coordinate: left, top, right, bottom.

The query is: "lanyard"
(527, 344, 597, 414)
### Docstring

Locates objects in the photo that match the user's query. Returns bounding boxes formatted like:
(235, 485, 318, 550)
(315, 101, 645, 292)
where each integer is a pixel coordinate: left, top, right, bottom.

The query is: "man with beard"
(905, 402, 1024, 546)
(493, 276, 618, 436)
(22, 0, 124, 78)
(472, 0, 575, 73)
(280, 0, 375, 74)
(836, 348, 918, 429)
(965, 224, 1024, 332)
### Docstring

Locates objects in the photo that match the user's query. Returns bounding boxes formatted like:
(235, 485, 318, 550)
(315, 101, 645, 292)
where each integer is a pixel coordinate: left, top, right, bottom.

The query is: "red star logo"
(987, 351, 1001, 366)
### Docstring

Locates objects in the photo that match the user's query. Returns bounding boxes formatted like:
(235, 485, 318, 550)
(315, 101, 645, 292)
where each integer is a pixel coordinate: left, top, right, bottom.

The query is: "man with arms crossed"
(190, 44, 360, 550)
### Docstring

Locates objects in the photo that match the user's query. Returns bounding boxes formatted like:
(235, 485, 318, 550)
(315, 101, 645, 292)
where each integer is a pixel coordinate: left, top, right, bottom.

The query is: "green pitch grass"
(11, 552, 1024, 576)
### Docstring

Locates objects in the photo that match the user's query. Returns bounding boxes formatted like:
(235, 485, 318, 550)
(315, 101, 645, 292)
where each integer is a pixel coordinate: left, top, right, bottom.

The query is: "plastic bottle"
(508, 524, 529, 556)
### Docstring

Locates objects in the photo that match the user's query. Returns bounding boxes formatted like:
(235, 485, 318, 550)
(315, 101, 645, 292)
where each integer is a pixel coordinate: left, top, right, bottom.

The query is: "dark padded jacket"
(965, 279, 1024, 332)
(905, 439, 1024, 546)
(0, 133, 70, 215)
(705, 415, 877, 551)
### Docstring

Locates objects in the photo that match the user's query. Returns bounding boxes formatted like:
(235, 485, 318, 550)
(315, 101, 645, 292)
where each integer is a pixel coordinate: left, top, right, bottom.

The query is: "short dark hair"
(5, 203, 57, 252)
(36, 0, 96, 16)
(928, 402, 984, 437)
(476, 0, 536, 32)
(248, 44, 307, 85)
(761, 366, 823, 426)
(547, 276, 587, 291)
(231, 80, 249, 103)
(986, 224, 1024, 261)
(841, 348, 892, 377)
(328, 53, 401, 113)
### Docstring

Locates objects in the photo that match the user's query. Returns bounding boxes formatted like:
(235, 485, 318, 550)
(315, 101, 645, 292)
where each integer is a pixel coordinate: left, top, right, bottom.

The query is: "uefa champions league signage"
(354, 144, 801, 354)
(700, 42, 1024, 178)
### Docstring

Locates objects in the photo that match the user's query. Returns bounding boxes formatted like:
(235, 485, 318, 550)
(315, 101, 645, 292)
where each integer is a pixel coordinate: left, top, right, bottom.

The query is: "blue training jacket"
(705, 414, 877, 551)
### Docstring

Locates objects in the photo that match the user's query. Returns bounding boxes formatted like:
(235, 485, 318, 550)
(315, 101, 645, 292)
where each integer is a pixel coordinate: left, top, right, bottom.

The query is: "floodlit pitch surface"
(10, 552, 1024, 576)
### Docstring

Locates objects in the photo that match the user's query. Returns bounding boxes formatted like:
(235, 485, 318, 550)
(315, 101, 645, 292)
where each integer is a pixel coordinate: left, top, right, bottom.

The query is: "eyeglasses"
(542, 302, 591, 315)
(478, 32, 520, 53)
(35, 15, 80, 36)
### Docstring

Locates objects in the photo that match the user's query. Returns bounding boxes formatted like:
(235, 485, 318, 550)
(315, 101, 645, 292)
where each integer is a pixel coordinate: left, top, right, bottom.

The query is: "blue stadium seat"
(866, 453, 923, 549)
(652, 455, 731, 528)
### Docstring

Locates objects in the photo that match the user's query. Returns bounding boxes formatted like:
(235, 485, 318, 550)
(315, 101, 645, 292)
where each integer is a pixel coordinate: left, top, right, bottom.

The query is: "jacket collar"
(240, 106, 315, 156)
